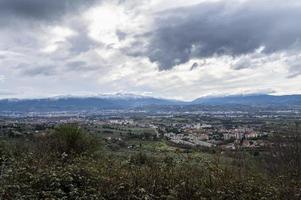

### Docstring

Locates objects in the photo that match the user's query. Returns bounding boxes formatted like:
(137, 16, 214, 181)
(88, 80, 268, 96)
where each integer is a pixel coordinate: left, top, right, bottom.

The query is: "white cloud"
(0, 75, 5, 82)
(41, 26, 76, 53)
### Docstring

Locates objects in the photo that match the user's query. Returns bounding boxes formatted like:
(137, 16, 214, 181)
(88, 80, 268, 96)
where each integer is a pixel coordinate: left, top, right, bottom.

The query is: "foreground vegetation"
(0, 124, 300, 199)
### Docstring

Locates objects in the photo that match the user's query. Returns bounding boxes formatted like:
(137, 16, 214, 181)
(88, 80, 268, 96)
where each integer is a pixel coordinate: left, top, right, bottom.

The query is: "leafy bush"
(48, 124, 100, 156)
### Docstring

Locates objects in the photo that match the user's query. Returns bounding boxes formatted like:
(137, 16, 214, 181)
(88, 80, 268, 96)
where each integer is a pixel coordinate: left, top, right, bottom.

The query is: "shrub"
(48, 124, 100, 156)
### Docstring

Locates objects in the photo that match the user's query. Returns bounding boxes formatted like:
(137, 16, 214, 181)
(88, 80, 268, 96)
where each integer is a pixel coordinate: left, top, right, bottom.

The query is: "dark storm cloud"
(66, 61, 99, 71)
(66, 23, 98, 54)
(0, 0, 98, 24)
(17, 63, 56, 76)
(66, 61, 86, 69)
(0, 91, 17, 96)
(116, 30, 128, 41)
(145, 0, 301, 70)
(232, 57, 252, 70)
(190, 62, 198, 70)
(68, 33, 96, 54)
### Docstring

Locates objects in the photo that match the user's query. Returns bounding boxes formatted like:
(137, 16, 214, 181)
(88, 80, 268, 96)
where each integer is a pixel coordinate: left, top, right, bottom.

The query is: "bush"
(48, 124, 100, 156)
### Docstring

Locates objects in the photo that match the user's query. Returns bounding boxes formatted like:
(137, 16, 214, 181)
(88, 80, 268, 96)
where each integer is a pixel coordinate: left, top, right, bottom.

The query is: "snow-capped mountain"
(0, 93, 181, 112)
(0, 94, 300, 113)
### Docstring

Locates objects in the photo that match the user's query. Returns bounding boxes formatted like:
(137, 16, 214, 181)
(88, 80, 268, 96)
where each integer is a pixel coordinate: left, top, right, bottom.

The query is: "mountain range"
(0, 94, 180, 112)
(192, 94, 301, 106)
(0, 94, 300, 112)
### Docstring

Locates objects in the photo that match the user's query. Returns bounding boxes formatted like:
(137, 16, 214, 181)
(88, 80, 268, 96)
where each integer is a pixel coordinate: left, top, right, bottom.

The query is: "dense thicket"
(0, 124, 300, 199)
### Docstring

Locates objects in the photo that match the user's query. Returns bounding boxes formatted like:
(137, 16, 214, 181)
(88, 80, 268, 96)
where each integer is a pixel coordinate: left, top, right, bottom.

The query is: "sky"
(0, 0, 300, 100)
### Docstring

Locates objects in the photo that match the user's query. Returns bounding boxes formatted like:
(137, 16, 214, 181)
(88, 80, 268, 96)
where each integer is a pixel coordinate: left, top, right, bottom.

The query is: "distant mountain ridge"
(0, 94, 300, 112)
(192, 94, 301, 106)
(0, 94, 180, 112)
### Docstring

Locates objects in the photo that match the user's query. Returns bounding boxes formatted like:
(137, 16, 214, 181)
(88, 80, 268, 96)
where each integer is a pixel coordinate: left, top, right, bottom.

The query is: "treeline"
(0, 124, 300, 199)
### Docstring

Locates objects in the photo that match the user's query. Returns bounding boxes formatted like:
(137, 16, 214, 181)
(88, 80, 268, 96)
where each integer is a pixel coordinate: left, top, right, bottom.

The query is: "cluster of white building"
(223, 128, 259, 140)
(108, 119, 135, 125)
(164, 132, 215, 148)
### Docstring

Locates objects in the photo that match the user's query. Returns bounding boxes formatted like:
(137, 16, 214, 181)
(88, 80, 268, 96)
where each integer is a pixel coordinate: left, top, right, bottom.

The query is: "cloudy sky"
(0, 0, 300, 100)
